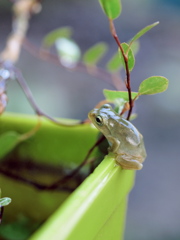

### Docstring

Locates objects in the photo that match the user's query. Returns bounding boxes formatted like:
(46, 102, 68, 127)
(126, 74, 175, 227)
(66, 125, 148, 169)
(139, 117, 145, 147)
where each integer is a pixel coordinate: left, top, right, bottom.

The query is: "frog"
(88, 104, 147, 170)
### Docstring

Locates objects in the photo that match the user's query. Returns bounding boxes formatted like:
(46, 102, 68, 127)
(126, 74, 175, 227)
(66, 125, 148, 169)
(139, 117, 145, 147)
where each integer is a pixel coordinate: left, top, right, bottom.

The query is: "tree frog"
(88, 104, 146, 170)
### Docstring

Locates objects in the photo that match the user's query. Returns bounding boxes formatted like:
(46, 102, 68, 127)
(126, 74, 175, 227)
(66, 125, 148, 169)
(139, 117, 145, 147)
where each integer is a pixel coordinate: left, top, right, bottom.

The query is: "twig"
(12, 65, 82, 126)
(23, 39, 123, 89)
(0, 167, 74, 192)
(109, 19, 133, 120)
(0, 206, 4, 224)
(0, 0, 41, 63)
(45, 134, 105, 190)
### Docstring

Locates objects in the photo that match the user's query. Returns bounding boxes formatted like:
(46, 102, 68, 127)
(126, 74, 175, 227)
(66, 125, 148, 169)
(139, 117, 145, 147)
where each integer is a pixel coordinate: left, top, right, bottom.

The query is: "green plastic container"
(0, 113, 135, 240)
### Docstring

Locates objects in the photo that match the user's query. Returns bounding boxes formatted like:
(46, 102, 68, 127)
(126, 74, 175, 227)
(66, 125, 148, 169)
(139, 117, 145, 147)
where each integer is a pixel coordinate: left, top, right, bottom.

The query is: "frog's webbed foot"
(116, 153, 143, 170)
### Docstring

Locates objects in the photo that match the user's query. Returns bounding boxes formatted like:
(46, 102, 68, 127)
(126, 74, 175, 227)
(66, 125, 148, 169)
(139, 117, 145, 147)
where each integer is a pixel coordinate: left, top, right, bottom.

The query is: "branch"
(12, 65, 83, 126)
(0, 166, 75, 192)
(0, 0, 41, 63)
(44, 134, 105, 190)
(0, 206, 4, 224)
(22, 39, 124, 89)
(109, 19, 133, 120)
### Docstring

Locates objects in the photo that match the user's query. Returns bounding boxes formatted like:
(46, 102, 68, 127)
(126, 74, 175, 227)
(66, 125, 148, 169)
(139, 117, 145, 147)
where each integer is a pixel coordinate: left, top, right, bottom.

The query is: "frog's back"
(117, 117, 142, 146)
(118, 118, 146, 160)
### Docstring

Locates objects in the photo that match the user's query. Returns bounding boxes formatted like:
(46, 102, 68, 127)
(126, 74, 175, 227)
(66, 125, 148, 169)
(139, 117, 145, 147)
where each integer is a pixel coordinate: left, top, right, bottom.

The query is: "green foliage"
(103, 76, 169, 109)
(83, 42, 108, 65)
(129, 22, 159, 47)
(0, 131, 21, 160)
(104, 76, 169, 103)
(138, 76, 169, 95)
(0, 215, 39, 240)
(98, 3, 167, 114)
(43, 27, 73, 47)
(0, 197, 12, 207)
(39, 2, 168, 122)
(103, 89, 138, 102)
(99, 0, 122, 19)
(129, 40, 140, 56)
(120, 43, 135, 71)
(106, 51, 122, 72)
(106, 42, 138, 72)
(55, 38, 81, 67)
(129, 113, 137, 121)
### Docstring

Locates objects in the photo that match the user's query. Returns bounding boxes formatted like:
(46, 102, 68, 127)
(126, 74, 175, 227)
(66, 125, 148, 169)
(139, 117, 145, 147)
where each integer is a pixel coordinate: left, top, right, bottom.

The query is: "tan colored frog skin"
(88, 104, 147, 170)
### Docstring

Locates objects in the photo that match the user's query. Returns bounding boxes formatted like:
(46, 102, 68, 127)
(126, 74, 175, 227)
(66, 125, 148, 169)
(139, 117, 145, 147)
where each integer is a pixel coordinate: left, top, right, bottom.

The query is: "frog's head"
(88, 104, 115, 136)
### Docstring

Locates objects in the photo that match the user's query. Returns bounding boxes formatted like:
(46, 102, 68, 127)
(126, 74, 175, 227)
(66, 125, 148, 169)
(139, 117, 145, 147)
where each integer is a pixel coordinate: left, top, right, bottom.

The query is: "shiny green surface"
(30, 156, 135, 240)
(0, 112, 97, 167)
(0, 112, 98, 221)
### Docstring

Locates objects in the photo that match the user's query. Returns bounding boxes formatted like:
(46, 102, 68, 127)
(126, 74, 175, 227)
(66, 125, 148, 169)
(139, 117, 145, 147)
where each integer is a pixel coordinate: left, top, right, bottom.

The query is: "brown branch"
(0, 206, 4, 224)
(0, 167, 74, 192)
(22, 39, 124, 89)
(12, 65, 83, 126)
(0, 0, 41, 63)
(109, 19, 133, 120)
(45, 134, 105, 190)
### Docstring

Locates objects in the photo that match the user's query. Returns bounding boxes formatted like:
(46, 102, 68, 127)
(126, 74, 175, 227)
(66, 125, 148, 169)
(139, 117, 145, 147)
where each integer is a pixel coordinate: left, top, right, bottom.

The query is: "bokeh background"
(1, 0, 180, 239)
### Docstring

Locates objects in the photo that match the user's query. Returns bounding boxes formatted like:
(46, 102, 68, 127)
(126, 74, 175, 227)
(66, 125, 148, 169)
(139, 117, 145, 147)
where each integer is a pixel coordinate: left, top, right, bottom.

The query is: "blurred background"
(0, 0, 180, 239)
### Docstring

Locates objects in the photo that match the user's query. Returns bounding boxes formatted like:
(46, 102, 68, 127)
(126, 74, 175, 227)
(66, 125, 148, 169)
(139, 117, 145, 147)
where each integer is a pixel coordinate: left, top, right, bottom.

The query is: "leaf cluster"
(98, 0, 168, 114)
(42, 1, 168, 118)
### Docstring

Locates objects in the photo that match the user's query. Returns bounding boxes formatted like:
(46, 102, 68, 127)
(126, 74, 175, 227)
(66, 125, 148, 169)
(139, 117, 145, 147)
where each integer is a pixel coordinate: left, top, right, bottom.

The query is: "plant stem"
(109, 19, 133, 120)
(22, 39, 123, 88)
(46, 134, 105, 189)
(0, 0, 41, 63)
(0, 167, 74, 192)
(9, 63, 82, 126)
(0, 206, 4, 224)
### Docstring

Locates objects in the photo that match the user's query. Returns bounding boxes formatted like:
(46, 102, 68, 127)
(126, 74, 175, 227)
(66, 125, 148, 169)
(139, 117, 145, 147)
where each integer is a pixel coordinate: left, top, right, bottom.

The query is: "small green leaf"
(83, 42, 108, 65)
(129, 113, 137, 121)
(0, 131, 20, 160)
(55, 38, 81, 67)
(43, 27, 73, 47)
(106, 51, 122, 72)
(106, 42, 135, 72)
(129, 22, 159, 47)
(103, 89, 138, 102)
(113, 98, 126, 115)
(99, 0, 122, 19)
(129, 40, 140, 56)
(0, 197, 12, 207)
(121, 43, 135, 72)
(138, 76, 169, 95)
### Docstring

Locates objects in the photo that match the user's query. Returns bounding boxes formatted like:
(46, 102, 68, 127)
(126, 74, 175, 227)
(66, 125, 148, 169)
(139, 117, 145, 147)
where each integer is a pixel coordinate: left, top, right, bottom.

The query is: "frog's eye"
(95, 115, 103, 126)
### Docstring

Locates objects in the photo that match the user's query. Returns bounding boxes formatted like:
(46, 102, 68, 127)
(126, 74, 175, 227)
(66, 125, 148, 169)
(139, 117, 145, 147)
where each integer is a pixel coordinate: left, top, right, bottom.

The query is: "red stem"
(22, 39, 122, 88)
(109, 19, 133, 120)
(46, 134, 105, 189)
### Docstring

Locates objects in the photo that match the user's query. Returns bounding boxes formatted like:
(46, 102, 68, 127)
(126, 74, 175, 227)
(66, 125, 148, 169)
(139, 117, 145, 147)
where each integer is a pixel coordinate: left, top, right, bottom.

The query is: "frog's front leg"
(106, 135, 120, 153)
(116, 153, 143, 170)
